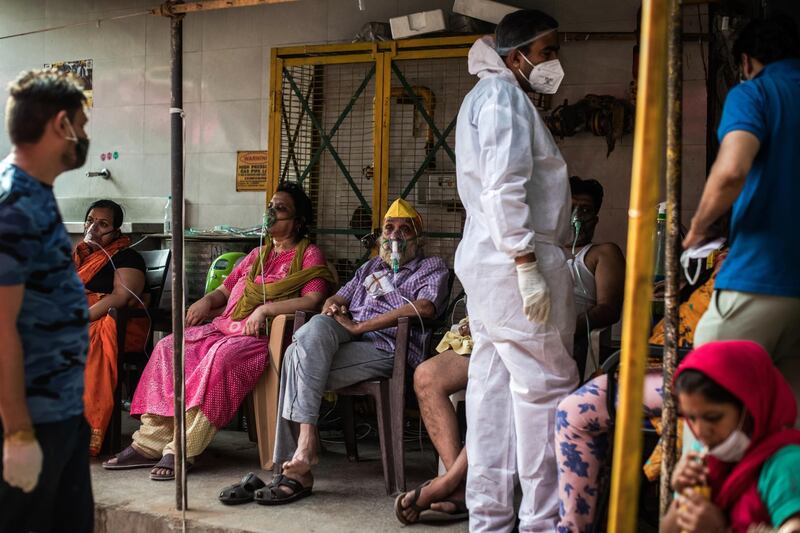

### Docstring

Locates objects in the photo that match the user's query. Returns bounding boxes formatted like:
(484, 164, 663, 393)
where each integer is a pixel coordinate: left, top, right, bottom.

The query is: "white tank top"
(567, 244, 597, 317)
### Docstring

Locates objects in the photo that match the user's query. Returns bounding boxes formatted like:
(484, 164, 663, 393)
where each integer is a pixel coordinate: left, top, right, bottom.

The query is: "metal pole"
(169, 10, 187, 512)
(661, 0, 683, 518)
(607, 0, 668, 531)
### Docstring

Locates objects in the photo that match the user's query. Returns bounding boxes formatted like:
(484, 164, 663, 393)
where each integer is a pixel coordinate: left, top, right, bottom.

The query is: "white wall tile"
(201, 4, 266, 51)
(201, 47, 263, 102)
(92, 55, 146, 107)
(0, 0, 45, 22)
(193, 203, 265, 229)
(90, 8, 147, 60)
(143, 104, 170, 154)
(193, 152, 238, 203)
(45, 0, 92, 23)
(44, 21, 97, 62)
(261, 0, 327, 47)
(183, 102, 204, 154)
(89, 153, 145, 197)
(141, 153, 171, 197)
(91, 104, 144, 155)
(144, 9, 202, 55)
(0, 19, 46, 69)
(200, 99, 262, 153)
(144, 52, 202, 105)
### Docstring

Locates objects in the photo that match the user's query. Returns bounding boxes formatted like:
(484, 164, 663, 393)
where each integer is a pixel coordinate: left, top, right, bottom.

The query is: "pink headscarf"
(674, 341, 800, 531)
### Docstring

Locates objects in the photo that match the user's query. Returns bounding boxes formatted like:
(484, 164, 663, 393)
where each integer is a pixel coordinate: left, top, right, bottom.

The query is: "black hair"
(732, 16, 800, 66)
(675, 369, 743, 409)
(569, 176, 604, 211)
(496, 9, 559, 57)
(276, 181, 313, 238)
(5, 69, 86, 145)
(85, 199, 124, 229)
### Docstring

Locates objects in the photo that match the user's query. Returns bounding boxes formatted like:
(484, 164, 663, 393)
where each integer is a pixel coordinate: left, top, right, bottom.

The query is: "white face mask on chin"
(706, 413, 751, 463)
(519, 54, 565, 95)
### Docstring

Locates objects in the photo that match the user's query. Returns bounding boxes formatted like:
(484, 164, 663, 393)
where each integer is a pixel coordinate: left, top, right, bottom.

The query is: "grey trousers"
(695, 289, 800, 427)
(273, 314, 395, 464)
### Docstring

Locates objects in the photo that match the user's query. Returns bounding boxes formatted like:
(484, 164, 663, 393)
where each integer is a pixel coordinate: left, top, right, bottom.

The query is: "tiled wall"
(0, 0, 708, 251)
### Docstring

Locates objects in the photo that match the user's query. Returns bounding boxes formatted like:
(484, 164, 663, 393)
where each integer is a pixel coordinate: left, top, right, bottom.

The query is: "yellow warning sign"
(236, 151, 268, 191)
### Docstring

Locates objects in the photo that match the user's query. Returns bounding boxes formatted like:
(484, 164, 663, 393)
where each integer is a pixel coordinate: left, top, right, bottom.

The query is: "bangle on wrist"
(4, 428, 35, 443)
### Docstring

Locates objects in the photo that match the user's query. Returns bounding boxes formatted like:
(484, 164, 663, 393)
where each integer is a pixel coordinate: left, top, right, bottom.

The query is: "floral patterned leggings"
(555, 372, 665, 533)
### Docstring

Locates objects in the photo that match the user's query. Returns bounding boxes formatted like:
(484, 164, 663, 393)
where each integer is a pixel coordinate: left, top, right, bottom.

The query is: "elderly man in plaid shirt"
(261, 198, 449, 504)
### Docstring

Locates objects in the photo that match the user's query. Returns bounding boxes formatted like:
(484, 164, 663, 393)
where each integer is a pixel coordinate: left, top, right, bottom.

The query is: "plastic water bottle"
(653, 202, 667, 282)
(163, 195, 172, 234)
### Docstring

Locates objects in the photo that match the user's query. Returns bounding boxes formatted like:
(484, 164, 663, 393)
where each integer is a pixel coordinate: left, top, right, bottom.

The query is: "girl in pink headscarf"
(662, 341, 800, 533)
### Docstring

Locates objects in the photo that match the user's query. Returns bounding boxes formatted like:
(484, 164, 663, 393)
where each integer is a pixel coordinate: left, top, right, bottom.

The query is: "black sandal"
(218, 472, 267, 505)
(394, 479, 432, 525)
(253, 474, 312, 505)
(102, 445, 159, 470)
(149, 454, 193, 481)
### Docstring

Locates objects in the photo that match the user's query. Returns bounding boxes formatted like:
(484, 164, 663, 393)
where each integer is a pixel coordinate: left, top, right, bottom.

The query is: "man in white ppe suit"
(454, 9, 579, 532)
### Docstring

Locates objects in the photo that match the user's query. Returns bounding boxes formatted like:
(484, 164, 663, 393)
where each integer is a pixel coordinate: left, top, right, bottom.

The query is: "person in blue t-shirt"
(684, 17, 800, 428)
(0, 70, 93, 532)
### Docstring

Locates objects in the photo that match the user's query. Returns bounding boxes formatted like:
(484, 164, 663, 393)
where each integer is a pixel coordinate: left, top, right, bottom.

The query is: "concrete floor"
(91, 417, 469, 533)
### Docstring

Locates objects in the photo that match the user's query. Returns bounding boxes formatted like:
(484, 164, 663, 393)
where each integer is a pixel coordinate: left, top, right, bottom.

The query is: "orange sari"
(73, 237, 148, 455)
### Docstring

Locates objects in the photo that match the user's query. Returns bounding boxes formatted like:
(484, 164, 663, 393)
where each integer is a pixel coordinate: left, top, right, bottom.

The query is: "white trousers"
(463, 254, 578, 532)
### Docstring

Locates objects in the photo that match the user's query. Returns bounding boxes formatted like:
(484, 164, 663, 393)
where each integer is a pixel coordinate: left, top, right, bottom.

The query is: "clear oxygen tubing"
(83, 234, 152, 354)
(570, 209, 598, 376)
(388, 239, 425, 337)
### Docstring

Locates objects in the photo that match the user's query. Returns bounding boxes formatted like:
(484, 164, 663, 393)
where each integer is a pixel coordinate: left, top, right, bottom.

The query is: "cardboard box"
(390, 9, 447, 39)
(452, 0, 518, 25)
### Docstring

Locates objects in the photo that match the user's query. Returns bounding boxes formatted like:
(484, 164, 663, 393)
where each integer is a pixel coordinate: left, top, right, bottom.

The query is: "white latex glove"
(516, 261, 550, 324)
(3, 434, 43, 493)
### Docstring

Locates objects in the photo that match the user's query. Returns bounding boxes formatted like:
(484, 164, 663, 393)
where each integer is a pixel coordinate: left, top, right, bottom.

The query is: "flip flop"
(219, 472, 267, 505)
(254, 474, 312, 506)
(394, 479, 432, 525)
(149, 454, 193, 481)
(102, 445, 159, 470)
(419, 498, 469, 523)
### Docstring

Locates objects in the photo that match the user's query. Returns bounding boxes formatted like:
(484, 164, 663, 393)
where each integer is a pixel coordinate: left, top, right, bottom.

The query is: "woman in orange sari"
(72, 199, 147, 455)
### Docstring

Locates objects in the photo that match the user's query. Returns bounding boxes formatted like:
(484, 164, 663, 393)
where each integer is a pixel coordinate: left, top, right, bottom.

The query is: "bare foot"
(430, 483, 466, 514)
(275, 462, 314, 497)
(399, 476, 461, 523)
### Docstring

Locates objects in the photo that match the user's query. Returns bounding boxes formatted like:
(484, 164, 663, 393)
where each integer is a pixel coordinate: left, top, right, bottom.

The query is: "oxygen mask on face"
(83, 222, 115, 245)
(264, 206, 295, 233)
(380, 237, 410, 272)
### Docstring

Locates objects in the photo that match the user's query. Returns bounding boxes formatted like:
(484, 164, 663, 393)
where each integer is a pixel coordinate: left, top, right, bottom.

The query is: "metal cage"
(267, 36, 478, 295)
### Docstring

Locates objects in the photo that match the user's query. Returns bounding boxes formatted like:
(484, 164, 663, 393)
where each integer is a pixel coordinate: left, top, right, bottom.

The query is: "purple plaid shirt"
(337, 255, 449, 367)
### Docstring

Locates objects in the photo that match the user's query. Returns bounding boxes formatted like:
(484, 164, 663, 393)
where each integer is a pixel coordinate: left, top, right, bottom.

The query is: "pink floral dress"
(130, 244, 327, 428)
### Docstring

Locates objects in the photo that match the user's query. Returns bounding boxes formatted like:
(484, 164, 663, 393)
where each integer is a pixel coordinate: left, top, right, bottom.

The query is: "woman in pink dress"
(103, 182, 333, 480)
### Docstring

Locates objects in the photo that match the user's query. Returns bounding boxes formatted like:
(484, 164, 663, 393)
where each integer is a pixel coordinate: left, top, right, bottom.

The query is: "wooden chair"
(249, 311, 308, 470)
(332, 316, 412, 495)
(105, 249, 171, 453)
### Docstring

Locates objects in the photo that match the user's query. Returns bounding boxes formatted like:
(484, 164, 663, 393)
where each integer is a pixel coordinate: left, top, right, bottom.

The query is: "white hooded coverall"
(454, 36, 579, 532)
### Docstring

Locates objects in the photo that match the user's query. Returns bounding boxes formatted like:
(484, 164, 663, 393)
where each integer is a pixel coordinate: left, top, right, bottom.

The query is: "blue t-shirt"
(0, 159, 88, 424)
(714, 59, 800, 297)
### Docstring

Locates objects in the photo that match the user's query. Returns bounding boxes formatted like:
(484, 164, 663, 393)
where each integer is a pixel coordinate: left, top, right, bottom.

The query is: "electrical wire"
(0, 10, 152, 41)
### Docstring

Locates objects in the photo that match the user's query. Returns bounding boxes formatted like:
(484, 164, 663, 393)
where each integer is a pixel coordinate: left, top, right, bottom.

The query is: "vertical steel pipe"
(169, 10, 187, 512)
(661, 0, 683, 518)
(607, 0, 669, 531)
